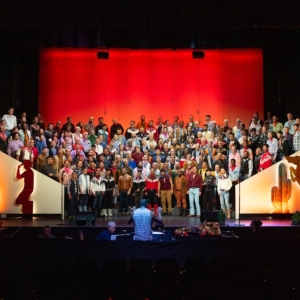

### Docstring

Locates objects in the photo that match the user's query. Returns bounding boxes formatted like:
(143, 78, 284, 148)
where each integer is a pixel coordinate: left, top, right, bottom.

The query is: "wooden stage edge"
(0, 214, 295, 228)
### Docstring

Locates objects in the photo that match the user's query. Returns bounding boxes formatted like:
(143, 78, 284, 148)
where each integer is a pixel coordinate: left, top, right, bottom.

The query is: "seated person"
(38, 225, 56, 239)
(250, 219, 263, 239)
(95, 221, 116, 241)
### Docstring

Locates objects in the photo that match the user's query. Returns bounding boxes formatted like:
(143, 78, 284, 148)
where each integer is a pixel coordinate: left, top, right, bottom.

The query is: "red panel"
(39, 48, 263, 129)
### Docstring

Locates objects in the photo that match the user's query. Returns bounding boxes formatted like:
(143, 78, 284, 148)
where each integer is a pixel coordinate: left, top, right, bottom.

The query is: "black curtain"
(1, 0, 300, 30)
(1, 0, 300, 119)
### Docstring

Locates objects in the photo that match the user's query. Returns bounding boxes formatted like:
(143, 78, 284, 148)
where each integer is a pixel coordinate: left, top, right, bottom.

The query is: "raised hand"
(271, 163, 292, 213)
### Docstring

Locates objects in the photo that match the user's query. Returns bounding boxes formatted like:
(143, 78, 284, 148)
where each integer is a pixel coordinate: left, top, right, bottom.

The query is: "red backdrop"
(39, 48, 263, 129)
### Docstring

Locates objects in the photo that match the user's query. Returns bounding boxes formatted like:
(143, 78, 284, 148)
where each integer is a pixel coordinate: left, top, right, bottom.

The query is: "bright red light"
(39, 48, 263, 128)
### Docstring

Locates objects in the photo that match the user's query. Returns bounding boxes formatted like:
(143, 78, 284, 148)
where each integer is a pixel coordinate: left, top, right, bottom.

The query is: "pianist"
(95, 221, 116, 241)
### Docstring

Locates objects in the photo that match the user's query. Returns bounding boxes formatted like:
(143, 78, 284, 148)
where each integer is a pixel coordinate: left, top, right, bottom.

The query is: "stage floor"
(0, 215, 293, 228)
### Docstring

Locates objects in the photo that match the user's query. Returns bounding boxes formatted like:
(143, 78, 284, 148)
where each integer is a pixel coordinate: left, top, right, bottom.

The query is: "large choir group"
(1, 108, 300, 219)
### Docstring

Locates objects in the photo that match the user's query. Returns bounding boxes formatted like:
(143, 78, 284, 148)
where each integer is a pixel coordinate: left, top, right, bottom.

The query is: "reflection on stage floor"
(0, 215, 293, 228)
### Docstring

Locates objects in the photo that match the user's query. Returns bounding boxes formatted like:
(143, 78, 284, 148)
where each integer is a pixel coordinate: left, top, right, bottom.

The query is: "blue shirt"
(96, 229, 113, 241)
(36, 140, 47, 154)
(129, 160, 137, 170)
(133, 208, 153, 241)
(229, 166, 240, 181)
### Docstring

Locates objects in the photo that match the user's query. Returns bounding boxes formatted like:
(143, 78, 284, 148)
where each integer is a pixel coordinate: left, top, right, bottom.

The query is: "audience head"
(42, 225, 52, 238)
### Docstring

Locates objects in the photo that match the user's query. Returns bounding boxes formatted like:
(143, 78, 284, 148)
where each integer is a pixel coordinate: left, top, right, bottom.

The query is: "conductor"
(131, 199, 162, 241)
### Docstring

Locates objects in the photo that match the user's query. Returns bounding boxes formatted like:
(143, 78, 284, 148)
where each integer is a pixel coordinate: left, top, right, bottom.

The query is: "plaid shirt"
(293, 131, 300, 152)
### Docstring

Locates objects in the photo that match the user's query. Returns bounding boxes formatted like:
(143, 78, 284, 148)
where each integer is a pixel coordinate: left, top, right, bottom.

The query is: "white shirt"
(146, 140, 157, 148)
(94, 144, 103, 155)
(249, 123, 262, 135)
(90, 176, 106, 193)
(217, 174, 232, 193)
(19, 129, 31, 143)
(267, 138, 278, 156)
(16, 147, 34, 161)
(2, 114, 17, 130)
(78, 174, 91, 194)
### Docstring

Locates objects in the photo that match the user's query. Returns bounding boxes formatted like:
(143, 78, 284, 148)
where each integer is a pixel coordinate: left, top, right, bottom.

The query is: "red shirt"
(132, 152, 144, 164)
(188, 173, 203, 189)
(146, 177, 159, 190)
(159, 175, 172, 190)
(73, 143, 83, 151)
(259, 151, 272, 170)
(180, 158, 186, 168)
(31, 146, 39, 161)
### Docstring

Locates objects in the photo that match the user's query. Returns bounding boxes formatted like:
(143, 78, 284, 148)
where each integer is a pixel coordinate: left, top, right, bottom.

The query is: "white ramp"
(235, 151, 300, 218)
(0, 151, 62, 214)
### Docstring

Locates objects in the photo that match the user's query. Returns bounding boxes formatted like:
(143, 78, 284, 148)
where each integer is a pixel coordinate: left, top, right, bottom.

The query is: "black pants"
(64, 187, 69, 212)
(119, 191, 129, 214)
(202, 189, 215, 211)
(229, 181, 238, 209)
(69, 193, 78, 216)
(147, 189, 157, 206)
(134, 190, 144, 207)
(214, 189, 220, 210)
(103, 190, 114, 209)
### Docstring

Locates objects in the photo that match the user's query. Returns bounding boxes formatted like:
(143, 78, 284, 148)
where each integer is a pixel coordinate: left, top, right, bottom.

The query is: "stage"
(1, 212, 299, 241)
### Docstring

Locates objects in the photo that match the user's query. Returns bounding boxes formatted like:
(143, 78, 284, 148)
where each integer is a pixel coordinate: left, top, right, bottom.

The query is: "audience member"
(38, 225, 56, 239)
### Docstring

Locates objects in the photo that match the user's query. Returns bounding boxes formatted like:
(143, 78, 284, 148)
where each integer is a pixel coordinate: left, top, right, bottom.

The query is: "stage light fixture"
(192, 51, 205, 59)
(97, 52, 109, 59)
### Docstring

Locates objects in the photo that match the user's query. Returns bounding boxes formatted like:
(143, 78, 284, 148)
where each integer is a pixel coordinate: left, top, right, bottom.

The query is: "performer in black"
(132, 170, 146, 207)
(103, 168, 116, 217)
(67, 172, 79, 216)
(202, 168, 216, 212)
